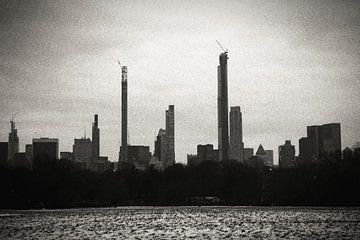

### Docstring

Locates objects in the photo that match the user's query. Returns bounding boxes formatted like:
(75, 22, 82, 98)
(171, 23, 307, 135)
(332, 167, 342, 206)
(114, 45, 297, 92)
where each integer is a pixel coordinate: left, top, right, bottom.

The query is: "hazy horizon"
(1, 0, 359, 164)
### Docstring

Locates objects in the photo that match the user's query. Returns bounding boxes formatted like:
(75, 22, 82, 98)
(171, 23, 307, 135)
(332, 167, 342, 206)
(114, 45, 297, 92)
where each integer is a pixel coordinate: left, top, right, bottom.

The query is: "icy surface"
(0, 207, 359, 239)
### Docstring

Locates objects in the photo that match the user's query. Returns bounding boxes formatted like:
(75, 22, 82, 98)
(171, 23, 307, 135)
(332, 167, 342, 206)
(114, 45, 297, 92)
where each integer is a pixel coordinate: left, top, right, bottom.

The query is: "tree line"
(0, 147, 359, 209)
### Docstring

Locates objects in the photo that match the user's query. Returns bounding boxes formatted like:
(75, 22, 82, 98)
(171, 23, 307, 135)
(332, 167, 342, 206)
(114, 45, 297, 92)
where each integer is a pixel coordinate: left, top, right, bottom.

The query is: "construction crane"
(216, 40, 228, 53)
(11, 111, 18, 122)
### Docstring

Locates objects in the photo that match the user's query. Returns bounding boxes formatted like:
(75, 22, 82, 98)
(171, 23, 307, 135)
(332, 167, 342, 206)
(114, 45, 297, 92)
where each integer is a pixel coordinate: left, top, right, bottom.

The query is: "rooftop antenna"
(216, 40, 228, 53)
(117, 60, 122, 68)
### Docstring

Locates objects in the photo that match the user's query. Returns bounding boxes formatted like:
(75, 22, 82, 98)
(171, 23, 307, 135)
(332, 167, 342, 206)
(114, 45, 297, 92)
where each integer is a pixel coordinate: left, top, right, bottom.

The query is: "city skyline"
(1, 0, 359, 163)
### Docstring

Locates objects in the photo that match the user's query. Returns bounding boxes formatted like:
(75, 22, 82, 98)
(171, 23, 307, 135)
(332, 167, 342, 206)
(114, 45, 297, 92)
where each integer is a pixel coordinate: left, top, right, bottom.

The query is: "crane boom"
(216, 40, 227, 53)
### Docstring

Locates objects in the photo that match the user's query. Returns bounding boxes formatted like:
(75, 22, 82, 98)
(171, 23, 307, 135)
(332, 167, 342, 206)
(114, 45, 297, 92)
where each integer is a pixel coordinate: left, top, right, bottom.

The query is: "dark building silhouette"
(197, 144, 219, 163)
(217, 51, 229, 161)
(91, 114, 100, 164)
(245, 155, 264, 169)
(187, 144, 218, 166)
(299, 123, 341, 163)
(32, 138, 59, 167)
(165, 105, 175, 167)
(153, 105, 176, 169)
(73, 137, 92, 167)
(279, 140, 296, 168)
(60, 151, 74, 161)
(244, 148, 254, 162)
(25, 144, 32, 164)
(298, 137, 313, 164)
(154, 128, 167, 164)
(120, 66, 128, 164)
(0, 142, 8, 167)
(255, 144, 273, 167)
(187, 154, 199, 166)
(8, 119, 19, 167)
(229, 106, 244, 162)
(121, 145, 151, 170)
(13, 152, 31, 169)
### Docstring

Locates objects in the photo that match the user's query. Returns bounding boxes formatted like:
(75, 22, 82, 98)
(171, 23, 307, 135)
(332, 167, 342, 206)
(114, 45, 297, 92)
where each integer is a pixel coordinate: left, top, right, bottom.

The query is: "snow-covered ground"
(1, 207, 359, 239)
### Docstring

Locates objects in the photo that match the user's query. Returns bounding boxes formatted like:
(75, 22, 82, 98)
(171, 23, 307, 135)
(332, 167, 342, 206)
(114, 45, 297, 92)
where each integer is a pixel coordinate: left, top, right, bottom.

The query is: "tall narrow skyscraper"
(120, 66, 128, 163)
(165, 105, 175, 167)
(91, 114, 100, 164)
(217, 51, 229, 161)
(8, 119, 19, 167)
(229, 106, 244, 162)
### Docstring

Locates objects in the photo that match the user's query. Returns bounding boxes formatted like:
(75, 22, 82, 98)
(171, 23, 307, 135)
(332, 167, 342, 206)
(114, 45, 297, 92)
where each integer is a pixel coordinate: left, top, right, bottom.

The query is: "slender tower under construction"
(217, 51, 229, 161)
(91, 114, 100, 165)
(120, 65, 128, 163)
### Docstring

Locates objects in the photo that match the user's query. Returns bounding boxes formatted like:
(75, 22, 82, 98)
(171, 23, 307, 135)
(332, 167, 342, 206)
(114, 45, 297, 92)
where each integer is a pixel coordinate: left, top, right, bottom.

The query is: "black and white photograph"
(0, 0, 360, 239)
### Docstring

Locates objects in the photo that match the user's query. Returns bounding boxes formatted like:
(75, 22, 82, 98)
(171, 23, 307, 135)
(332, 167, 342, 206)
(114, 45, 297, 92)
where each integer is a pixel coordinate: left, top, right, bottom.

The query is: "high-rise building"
(244, 148, 254, 162)
(279, 140, 296, 168)
(165, 105, 175, 167)
(217, 51, 229, 161)
(197, 144, 215, 162)
(154, 128, 167, 164)
(321, 123, 341, 155)
(255, 144, 273, 167)
(229, 106, 244, 162)
(73, 137, 92, 167)
(153, 105, 176, 169)
(13, 152, 31, 169)
(60, 152, 74, 161)
(25, 144, 32, 164)
(91, 114, 100, 163)
(298, 137, 313, 164)
(0, 142, 8, 167)
(32, 138, 59, 168)
(299, 123, 341, 163)
(127, 145, 151, 170)
(8, 119, 19, 167)
(264, 150, 273, 167)
(120, 66, 128, 164)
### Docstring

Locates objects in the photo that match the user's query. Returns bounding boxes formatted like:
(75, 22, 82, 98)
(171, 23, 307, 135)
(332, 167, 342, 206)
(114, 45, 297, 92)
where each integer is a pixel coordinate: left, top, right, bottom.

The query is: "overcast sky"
(0, 0, 359, 164)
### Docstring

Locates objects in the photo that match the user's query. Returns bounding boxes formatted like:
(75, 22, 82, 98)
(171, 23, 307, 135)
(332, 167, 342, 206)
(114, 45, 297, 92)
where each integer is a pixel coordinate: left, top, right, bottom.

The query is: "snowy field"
(1, 207, 360, 239)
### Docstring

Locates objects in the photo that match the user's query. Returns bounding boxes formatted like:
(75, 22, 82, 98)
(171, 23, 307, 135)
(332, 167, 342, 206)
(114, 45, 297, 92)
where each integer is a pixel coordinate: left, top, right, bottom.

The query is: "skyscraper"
(74, 137, 92, 168)
(0, 142, 8, 167)
(32, 138, 59, 168)
(255, 144, 273, 167)
(153, 105, 176, 169)
(279, 140, 296, 168)
(91, 114, 100, 163)
(217, 51, 229, 161)
(154, 128, 167, 163)
(165, 105, 175, 167)
(120, 66, 128, 163)
(299, 123, 341, 163)
(229, 106, 244, 162)
(8, 119, 19, 167)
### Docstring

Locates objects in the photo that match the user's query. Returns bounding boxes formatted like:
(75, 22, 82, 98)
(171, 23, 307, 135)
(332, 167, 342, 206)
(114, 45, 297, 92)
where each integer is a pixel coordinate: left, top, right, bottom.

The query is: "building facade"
(32, 138, 59, 168)
(279, 140, 296, 168)
(299, 123, 341, 163)
(91, 114, 100, 163)
(165, 105, 175, 167)
(229, 106, 244, 162)
(218, 51, 229, 161)
(0, 142, 8, 167)
(255, 144, 273, 168)
(120, 65, 128, 164)
(8, 120, 19, 167)
(244, 148, 254, 162)
(73, 138, 92, 167)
